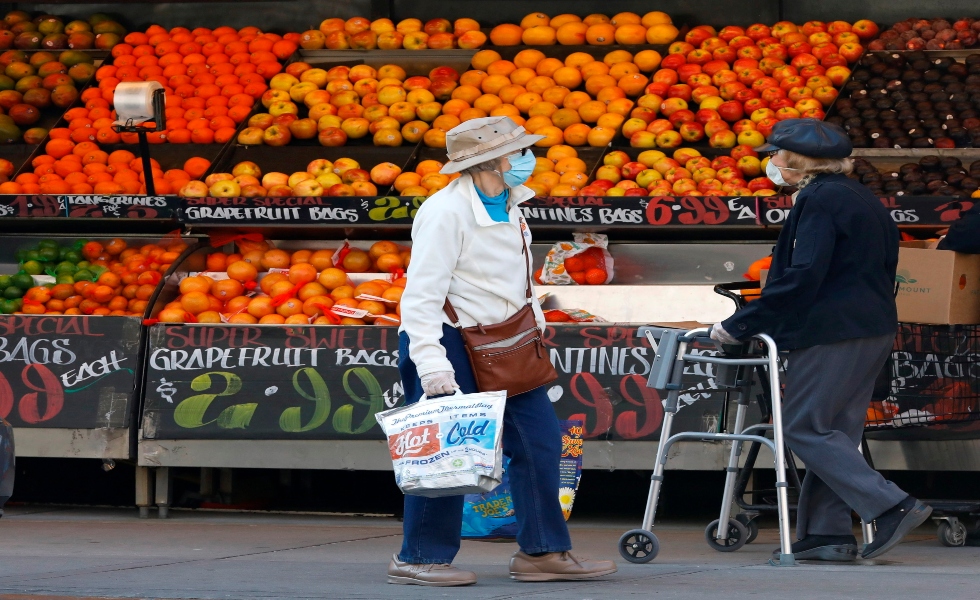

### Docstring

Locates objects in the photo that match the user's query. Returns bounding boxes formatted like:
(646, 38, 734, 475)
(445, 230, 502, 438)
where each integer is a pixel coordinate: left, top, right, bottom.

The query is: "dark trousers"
(783, 334, 909, 538)
(396, 324, 572, 564)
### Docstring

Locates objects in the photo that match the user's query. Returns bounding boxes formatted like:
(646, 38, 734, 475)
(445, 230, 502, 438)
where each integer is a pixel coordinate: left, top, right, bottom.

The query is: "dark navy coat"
(937, 203, 980, 254)
(722, 173, 899, 350)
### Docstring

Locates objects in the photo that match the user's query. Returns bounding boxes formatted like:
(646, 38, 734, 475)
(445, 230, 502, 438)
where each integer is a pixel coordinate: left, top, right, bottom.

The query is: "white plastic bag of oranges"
(538, 233, 614, 285)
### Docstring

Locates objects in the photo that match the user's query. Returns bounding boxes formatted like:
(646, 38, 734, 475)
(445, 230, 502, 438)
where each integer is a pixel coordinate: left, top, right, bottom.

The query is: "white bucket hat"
(439, 116, 544, 174)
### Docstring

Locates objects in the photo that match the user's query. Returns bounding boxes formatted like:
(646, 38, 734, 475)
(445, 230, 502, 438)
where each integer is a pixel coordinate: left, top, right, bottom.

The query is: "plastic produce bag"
(461, 420, 584, 540)
(539, 233, 614, 285)
(376, 390, 506, 498)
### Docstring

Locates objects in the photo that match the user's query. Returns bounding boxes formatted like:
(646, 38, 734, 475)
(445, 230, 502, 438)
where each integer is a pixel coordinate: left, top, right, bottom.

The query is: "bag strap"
(443, 220, 533, 325)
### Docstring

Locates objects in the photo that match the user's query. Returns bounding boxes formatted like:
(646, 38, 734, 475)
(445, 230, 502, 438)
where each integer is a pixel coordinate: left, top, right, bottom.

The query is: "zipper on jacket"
(472, 327, 538, 351)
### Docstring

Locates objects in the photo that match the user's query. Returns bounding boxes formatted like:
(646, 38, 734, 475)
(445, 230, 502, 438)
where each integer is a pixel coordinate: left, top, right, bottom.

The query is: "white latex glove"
(710, 322, 739, 345)
(421, 371, 458, 397)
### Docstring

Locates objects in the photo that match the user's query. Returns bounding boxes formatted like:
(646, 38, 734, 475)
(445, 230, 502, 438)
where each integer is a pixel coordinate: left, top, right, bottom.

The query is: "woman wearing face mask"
(387, 116, 617, 586)
(712, 119, 931, 562)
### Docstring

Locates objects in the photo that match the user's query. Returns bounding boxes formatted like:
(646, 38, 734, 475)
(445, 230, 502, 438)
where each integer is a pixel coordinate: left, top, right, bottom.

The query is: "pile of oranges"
(0, 146, 210, 195)
(157, 240, 410, 325)
(448, 47, 666, 148)
(392, 158, 458, 196)
(489, 12, 679, 47)
(85, 25, 297, 145)
(300, 17, 487, 51)
(522, 145, 590, 197)
(15, 236, 186, 316)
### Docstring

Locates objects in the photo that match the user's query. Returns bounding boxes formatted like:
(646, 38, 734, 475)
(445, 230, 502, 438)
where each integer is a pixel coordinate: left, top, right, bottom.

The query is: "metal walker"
(617, 326, 796, 566)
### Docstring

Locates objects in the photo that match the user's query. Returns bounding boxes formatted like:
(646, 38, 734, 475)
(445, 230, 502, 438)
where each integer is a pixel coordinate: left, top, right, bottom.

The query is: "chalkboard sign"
(141, 324, 729, 442)
(180, 194, 963, 230)
(755, 196, 975, 227)
(0, 195, 178, 220)
(0, 316, 142, 429)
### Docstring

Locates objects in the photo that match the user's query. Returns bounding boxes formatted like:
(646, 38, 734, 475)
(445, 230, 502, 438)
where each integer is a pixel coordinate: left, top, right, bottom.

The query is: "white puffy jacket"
(399, 174, 545, 378)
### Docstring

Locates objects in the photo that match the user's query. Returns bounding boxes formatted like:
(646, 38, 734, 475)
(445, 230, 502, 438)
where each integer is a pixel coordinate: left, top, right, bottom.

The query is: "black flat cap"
(755, 118, 852, 158)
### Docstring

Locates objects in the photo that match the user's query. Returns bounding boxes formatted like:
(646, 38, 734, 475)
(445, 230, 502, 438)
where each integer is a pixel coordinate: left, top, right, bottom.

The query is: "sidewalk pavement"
(0, 506, 976, 600)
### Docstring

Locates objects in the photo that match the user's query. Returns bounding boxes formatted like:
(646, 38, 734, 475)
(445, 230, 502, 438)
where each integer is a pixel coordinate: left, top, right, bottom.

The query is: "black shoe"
(862, 496, 932, 559)
(771, 535, 858, 561)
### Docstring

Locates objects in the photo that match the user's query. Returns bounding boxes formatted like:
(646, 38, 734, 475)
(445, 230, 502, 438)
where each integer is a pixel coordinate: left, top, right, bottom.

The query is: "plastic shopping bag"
(461, 420, 584, 540)
(376, 390, 506, 498)
(539, 233, 614, 285)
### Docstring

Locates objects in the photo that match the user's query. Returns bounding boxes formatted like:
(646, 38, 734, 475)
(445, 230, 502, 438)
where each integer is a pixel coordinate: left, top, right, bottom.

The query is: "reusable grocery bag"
(375, 390, 506, 498)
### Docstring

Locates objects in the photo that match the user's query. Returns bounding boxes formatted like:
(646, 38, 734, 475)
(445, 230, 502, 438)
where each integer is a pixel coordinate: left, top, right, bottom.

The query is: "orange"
(260, 249, 291, 269)
(646, 24, 679, 44)
(551, 108, 583, 129)
(513, 92, 543, 113)
(528, 102, 558, 118)
(302, 295, 334, 317)
(228, 313, 259, 324)
(522, 26, 557, 45)
(259, 314, 286, 324)
(642, 11, 672, 27)
(542, 86, 571, 105)
(520, 13, 550, 28)
(534, 125, 564, 146)
(486, 59, 517, 77)
(618, 73, 649, 96)
(318, 267, 348, 290)
(297, 282, 327, 301)
(560, 123, 590, 146)
(556, 22, 588, 45)
(525, 75, 556, 95)
(612, 12, 641, 26)
(181, 291, 212, 315)
(227, 260, 258, 283)
(585, 74, 617, 95)
(375, 253, 403, 272)
(586, 23, 616, 45)
(514, 49, 546, 69)
(259, 272, 288, 295)
(211, 279, 244, 301)
(634, 49, 663, 72)
(583, 14, 611, 26)
(579, 60, 610, 80)
(246, 296, 274, 318)
(552, 67, 582, 89)
(535, 58, 563, 77)
(489, 24, 524, 46)
(471, 49, 502, 71)
(276, 297, 304, 317)
(614, 24, 647, 45)
(609, 62, 639, 79)
(288, 264, 318, 285)
(310, 250, 336, 271)
(179, 275, 212, 295)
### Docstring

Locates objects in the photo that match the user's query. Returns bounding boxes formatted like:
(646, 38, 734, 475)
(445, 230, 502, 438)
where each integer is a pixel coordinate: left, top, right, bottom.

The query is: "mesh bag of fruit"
(538, 233, 614, 285)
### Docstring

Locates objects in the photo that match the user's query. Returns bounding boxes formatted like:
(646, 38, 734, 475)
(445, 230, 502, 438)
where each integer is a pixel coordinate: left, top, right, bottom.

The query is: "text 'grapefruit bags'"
(376, 390, 506, 498)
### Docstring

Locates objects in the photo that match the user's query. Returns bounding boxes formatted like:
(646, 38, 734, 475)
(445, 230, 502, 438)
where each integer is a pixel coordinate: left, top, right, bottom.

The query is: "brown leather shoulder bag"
(442, 225, 558, 397)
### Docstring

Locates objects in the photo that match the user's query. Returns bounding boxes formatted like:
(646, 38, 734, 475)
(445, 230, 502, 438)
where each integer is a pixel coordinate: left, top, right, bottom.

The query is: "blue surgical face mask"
(502, 149, 536, 188)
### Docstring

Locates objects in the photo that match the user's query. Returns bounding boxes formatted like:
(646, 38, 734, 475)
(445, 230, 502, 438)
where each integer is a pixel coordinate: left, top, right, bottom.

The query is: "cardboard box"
(896, 242, 980, 324)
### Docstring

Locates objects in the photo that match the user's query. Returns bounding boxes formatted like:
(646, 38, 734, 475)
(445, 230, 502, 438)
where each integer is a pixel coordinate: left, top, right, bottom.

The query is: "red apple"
(667, 84, 693, 101)
(318, 126, 348, 146)
(731, 144, 759, 160)
(621, 161, 647, 180)
(712, 47, 737, 64)
(825, 66, 851, 87)
(655, 130, 683, 149)
(668, 109, 696, 126)
(820, 53, 848, 68)
(679, 121, 705, 141)
(732, 119, 757, 134)
(791, 53, 819, 69)
(717, 100, 745, 121)
(646, 119, 674, 135)
(696, 108, 721, 123)
(852, 20, 879, 41)
(838, 43, 864, 63)
(746, 24, 772, 41)
(704, 119, 731, 136)
(798, 64, 826, 79)
(744, 98, 770, 113)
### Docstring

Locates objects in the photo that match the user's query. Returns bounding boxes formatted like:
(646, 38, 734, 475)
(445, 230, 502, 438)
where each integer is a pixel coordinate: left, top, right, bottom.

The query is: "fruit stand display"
(0, 2, 974, 514)
(0, 232, 199, 462)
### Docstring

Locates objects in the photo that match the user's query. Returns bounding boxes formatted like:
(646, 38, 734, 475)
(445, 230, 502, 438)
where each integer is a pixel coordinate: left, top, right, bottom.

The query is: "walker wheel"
(705, 518, 748, 552)
(618, 529, 659, 563)
(736, 513, 760, 544)
(938, 520, 967, 547)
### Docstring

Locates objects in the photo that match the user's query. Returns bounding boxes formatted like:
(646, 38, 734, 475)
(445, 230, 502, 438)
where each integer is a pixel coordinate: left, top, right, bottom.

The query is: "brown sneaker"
(387, 555, 477, 587)
(509, 550, 617, 582)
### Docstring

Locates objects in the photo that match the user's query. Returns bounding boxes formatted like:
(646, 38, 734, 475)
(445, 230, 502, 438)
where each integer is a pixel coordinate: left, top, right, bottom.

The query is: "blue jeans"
(397, 324, 573, 564)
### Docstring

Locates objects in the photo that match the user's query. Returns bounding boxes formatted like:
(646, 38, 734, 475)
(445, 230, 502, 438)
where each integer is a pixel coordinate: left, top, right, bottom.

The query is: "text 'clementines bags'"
(443, 227, 558, 397)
